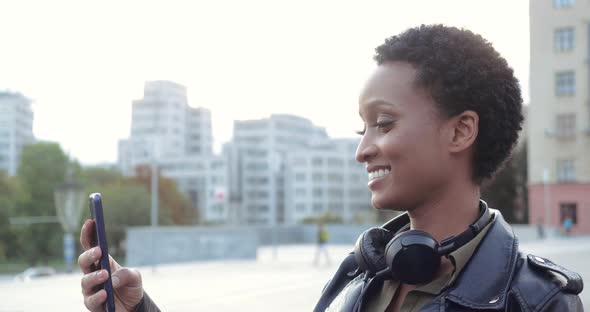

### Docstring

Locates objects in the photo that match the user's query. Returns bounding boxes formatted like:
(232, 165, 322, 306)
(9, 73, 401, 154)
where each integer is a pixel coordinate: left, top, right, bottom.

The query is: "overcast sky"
(0, 0, 530, 165)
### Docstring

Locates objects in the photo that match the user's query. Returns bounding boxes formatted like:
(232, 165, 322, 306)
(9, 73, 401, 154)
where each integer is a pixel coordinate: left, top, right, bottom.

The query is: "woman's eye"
(376, 120, 394, 130)
(355, 120, 394, 135)
(355, 125, 366, 136)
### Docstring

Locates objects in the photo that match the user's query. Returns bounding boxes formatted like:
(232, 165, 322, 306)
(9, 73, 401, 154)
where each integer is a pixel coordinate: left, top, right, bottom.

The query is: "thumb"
(111, 267, 142, 289)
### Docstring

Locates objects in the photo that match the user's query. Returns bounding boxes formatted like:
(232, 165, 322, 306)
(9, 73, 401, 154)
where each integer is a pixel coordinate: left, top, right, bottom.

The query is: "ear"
(446, 110, 479, 153)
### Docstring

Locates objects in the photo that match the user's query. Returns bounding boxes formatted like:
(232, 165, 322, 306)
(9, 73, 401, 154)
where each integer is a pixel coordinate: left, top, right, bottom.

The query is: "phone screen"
(88, 193, 116, 312)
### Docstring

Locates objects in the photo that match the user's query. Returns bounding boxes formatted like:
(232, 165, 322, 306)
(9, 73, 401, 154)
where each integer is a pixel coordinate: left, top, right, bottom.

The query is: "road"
(1, 238, 588, 311)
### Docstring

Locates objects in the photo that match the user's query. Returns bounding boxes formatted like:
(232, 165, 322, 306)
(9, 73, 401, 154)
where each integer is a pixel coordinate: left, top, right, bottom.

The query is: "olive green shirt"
(363, 212, 495, 312)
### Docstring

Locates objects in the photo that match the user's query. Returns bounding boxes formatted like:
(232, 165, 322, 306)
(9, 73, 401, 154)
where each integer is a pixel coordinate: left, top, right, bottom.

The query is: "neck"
(408, 179, 481, 242)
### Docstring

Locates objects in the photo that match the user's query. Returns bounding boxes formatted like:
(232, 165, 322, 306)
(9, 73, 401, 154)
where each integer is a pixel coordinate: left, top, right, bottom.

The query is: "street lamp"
(54, 172, 85, 273)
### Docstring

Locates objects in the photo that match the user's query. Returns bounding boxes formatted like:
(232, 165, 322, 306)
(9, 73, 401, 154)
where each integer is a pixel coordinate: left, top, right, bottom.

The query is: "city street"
(1, 238, 589, 311)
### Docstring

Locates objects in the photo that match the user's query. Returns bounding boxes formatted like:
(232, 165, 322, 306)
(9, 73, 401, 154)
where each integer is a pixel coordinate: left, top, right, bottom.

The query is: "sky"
(0, 0, 530, 165)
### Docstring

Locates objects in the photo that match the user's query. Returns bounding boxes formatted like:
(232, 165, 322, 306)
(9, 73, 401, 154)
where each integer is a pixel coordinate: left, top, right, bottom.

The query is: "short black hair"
(374, 24, 523, 183)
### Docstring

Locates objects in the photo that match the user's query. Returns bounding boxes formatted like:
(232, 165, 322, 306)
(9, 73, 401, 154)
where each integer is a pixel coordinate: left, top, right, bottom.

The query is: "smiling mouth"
(368, 168, 391, 181)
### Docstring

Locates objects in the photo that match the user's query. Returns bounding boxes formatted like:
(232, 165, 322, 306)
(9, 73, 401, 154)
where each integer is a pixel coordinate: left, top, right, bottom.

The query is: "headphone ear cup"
(385, 230, 441, 285)
(354, 227, 394, 274)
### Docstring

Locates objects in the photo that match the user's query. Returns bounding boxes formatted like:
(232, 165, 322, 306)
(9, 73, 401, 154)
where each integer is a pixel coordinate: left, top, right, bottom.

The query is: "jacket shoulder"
(313, 252, 360, 312)
(508, 253, 584, 311)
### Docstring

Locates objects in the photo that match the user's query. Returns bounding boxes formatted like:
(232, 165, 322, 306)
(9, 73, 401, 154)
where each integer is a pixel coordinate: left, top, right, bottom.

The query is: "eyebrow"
(358, 99, 397, 118)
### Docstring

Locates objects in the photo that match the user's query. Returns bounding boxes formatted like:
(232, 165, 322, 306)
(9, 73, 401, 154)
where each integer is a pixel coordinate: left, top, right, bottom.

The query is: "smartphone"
(88, 193, 116, 312)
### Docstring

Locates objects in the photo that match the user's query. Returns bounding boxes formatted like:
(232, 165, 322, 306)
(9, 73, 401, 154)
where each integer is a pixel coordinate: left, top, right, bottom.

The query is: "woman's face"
(356, 62, 453, 211)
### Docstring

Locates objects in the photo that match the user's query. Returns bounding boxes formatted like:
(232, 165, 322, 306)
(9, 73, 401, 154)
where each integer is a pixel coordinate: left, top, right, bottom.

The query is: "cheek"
(382, 132, 447, 188)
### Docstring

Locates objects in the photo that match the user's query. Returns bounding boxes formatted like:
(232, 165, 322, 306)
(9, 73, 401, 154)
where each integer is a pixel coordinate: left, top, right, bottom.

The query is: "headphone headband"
(355, 200, 493, 284)
(437, 201, 491, 255)
(380, 200, 492, 255)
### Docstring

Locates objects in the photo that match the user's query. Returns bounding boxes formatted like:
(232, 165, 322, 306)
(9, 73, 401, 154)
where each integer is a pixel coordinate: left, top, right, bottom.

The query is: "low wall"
(126, 226, 258, 267)
(125, 223, 552, 266)
(253, 224, 376, 246)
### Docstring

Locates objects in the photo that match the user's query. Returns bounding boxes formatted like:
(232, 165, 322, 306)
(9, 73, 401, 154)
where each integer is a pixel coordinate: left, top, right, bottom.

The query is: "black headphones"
(354, 200, 492, 285)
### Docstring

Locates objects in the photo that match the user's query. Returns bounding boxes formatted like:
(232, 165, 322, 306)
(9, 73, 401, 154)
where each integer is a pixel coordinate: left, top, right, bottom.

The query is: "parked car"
(14, 266, 56, 281)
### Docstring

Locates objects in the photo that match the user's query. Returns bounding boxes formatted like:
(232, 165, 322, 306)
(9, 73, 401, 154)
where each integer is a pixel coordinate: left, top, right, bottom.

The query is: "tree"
(60, 163, 199, 259)
(92, 182, 153, 258)
(133, 165, 196, 225)
(16, 142, 69, 265)
(482, 142, 528, 224)
(81, 166, 124, 187)
(0, 171, 29, 260)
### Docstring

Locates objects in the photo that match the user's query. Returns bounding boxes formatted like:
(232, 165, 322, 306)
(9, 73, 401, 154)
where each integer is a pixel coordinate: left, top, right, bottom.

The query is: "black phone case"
(89, 193, 116, 312)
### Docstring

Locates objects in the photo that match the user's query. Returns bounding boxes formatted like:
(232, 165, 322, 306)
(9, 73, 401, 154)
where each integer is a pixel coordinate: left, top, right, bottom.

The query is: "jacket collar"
(444, 209, 519, 310)
(380, 205, 519, 310)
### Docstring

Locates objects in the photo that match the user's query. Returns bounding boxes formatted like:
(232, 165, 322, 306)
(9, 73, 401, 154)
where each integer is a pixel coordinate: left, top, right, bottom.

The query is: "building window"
(350, 189, 367, 197)
(246, 162, 268, 170)
(559, 202, 577, 224)
(313, 203, 323, 212)
(328, 188, 343, 198)
(312, 173, 323, 182)
(555, 71, 575, 96)
(313, 188, 323, 197)
(295, 173, 306, 181)
(312, 157, 323, 167)
(350, 173, 366, 183)
(296, 203, 306, 212)
(555, 114, 576, 138)
(328, 203, 343, 213)
(292, 157, 306, 166)
(556, 159, 576, 182)
(553, 0, 574, 8)
(327, 173, 343, 183)
(295, 188, 306, 196)
(554, 27, 574, 52)
(327, 158, 344, 167)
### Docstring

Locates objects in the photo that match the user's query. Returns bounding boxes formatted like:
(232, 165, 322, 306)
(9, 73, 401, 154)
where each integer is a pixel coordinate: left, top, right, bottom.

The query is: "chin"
(371, 194, 407, 212)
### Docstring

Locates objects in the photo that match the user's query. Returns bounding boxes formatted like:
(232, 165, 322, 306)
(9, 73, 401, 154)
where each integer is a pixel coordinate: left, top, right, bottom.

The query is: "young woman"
(78, 25, 584, 312)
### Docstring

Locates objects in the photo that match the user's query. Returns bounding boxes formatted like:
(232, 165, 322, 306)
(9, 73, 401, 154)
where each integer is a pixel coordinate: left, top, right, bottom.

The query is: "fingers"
(80, 219, 96, 250)
(109, 255, 121, 272)
(84, 289, 107, 312)
(81, 269, 109, 296)
(111, 267, 142, 289)
(78, 246, 101, 275)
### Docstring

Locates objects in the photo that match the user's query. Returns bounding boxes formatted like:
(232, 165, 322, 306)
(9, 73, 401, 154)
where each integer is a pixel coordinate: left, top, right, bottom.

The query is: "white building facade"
(118, 81, 224, 223)
(284, 138, 371, 224)
(226, 114, 370, 225)
(0, 92, 34, 176)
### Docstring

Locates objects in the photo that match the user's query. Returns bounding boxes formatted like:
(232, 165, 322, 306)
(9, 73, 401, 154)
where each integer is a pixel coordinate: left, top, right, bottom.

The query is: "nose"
(355, 137, 378, 163)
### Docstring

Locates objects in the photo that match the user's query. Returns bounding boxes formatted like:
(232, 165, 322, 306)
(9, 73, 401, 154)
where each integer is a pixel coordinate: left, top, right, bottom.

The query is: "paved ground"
(1, 238, 588, 311)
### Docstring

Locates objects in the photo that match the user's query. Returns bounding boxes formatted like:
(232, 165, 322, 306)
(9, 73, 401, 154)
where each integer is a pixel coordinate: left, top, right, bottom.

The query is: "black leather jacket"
(314, 210, 584, 312)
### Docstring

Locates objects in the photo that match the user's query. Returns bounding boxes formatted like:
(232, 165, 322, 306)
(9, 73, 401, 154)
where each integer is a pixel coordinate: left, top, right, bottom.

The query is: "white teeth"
(368, 168, 390, 180)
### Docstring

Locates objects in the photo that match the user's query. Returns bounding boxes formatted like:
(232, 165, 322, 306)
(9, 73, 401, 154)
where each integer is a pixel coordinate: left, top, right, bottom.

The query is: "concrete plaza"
(1, 238, 589, 311)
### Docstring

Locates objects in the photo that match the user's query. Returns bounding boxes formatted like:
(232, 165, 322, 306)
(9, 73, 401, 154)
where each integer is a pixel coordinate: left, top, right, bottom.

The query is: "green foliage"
(18, 142, 68, 204)
(82, 166, 182, 258)
(15, 142, 70, 265)
(0, 171, 29, 260)
(133, 165, 196, 225)
(3, 144, 196, 265)
(81, 166, 124, 187)
(91, 182, 153, 258)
